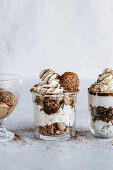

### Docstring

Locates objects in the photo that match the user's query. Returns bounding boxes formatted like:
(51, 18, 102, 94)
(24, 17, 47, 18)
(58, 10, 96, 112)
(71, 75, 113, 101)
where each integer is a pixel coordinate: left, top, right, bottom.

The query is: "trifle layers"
(33, 94, 75, 136)
(30, 69, 79, 140)
(88, 92, 113, 137)
(88, 68, 113, 138)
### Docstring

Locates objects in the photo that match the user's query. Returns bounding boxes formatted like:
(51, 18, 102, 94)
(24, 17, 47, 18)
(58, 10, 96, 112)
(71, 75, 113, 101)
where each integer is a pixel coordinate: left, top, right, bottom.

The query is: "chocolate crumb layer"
(39, 123, 72, 135)
(88, 90, 113, 96)
(90, 105, 113, 123)
(43, 97, 61, 114)
(34, 95, 74, 115)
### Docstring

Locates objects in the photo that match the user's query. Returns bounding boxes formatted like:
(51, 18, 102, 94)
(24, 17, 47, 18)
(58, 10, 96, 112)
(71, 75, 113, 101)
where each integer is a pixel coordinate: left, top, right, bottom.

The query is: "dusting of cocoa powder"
(12, 134, 27, 145)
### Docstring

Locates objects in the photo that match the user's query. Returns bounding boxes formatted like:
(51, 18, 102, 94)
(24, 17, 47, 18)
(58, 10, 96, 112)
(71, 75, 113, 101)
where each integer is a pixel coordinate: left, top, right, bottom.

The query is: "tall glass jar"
(88, 90, 113, 138)
(31, 92, 79, 140)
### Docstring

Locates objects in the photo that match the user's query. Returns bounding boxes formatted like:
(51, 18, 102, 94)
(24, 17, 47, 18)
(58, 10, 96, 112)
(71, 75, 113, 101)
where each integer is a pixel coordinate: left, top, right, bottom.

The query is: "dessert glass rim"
(88, 89, 113, 96)
(30, 89, 79, 96)
(0, 73, 22, 82)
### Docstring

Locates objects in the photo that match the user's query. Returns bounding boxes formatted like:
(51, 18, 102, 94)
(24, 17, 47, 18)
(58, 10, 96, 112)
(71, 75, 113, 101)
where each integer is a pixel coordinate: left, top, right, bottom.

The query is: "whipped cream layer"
(31, 69, 64, 94)
(89, 68, 113, 93)
(91, 120, 113, 136)
(34, 105, 75, 126)
(88, 93, 113, 108)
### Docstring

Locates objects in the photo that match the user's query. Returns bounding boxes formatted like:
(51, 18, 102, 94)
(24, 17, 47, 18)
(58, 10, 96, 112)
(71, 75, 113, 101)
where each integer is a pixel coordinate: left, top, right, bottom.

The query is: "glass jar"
(88, 90, 113, 138)
(31, 92, 79, 140)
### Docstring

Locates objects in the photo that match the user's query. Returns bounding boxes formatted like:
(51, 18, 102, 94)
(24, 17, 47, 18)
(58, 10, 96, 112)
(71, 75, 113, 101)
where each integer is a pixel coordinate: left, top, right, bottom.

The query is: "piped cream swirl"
(32, 69, 64, 93)
(89, 68, 113, 93)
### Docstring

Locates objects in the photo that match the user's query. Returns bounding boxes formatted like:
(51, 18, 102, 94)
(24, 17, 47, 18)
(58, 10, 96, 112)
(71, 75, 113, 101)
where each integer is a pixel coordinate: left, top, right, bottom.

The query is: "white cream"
(88, 93, 113, 108)
(39, 69, 55, 83)
(32, 69, 64, 93)
(91, 120, 113, 135)
(89, 68, 113, 93)
(34, 105, 75, 127)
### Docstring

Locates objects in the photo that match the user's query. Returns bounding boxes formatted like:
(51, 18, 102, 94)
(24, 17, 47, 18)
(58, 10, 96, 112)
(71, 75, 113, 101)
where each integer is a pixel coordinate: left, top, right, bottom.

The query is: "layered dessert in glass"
(88, 68, 113, 138)
(30, 69, 79, 140)
(0, 74, 22, 141)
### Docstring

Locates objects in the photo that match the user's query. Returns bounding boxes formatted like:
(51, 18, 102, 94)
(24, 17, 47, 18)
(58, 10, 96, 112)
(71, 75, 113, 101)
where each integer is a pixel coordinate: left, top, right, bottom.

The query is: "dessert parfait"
(88, 68, 113, 138)
(30, 69, 79, 140)
(0, 74, 22, 141)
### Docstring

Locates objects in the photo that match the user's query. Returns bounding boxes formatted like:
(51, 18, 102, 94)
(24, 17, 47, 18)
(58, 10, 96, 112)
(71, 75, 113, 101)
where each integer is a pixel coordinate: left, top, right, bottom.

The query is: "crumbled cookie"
(39, 123, 72, 135)
(64, 95, 74, 107)
(43, 97, 60, 114)
(34, 95, 74, 115)
(34, 96, 40, 105)
(57, 122, 66, 131)
(55, 130, 61, 135)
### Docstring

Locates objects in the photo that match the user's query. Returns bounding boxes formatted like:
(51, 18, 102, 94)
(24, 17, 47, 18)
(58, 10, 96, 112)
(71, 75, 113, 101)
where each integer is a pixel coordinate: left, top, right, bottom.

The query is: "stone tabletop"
(0, 79, 113, 170)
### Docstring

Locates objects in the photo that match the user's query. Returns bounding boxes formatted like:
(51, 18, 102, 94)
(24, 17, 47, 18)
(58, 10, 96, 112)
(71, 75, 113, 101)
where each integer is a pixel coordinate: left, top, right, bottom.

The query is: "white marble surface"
(0, 79, 113, 170)
(0, 0, 113, 79)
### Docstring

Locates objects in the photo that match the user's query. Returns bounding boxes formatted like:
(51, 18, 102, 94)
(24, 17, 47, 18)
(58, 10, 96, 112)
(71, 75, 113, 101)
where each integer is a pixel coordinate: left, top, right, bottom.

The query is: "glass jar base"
(90, 128, 113, 139)
(35, 126, 71, 141)
(0, 130, 14, 141)
(35, 132, 70, 141)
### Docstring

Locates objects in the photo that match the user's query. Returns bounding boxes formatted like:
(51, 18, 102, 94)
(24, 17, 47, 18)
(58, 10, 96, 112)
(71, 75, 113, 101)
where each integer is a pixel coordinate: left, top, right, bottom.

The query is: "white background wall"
(0, 0, 113, 79)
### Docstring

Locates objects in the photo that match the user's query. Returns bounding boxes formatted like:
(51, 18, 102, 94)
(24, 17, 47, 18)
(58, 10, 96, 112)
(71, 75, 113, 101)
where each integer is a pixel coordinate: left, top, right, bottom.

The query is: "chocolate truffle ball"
(60, 72, 79, 92)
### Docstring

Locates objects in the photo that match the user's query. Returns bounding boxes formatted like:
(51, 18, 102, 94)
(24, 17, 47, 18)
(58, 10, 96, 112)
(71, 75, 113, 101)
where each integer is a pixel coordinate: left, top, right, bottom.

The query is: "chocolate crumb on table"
(12, 134, 27, 145)
(13, 134, 21, 142)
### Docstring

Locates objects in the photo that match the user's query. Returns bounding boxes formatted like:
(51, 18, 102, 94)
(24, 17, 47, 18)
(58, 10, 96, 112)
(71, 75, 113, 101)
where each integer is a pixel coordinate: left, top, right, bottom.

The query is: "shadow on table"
(69, 128, 96, 141)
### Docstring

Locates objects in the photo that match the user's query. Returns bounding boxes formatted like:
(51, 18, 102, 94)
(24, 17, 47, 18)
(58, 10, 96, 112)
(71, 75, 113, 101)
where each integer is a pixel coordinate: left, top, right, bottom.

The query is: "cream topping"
(32, 69, 64, 93)
(89, 68, 113, 93)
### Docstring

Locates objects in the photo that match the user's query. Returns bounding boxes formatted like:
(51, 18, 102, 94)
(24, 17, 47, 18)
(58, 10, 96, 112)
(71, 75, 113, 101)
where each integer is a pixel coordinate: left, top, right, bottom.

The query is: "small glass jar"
(88, 90, 113, 138)
(31, 91, 79, 140)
